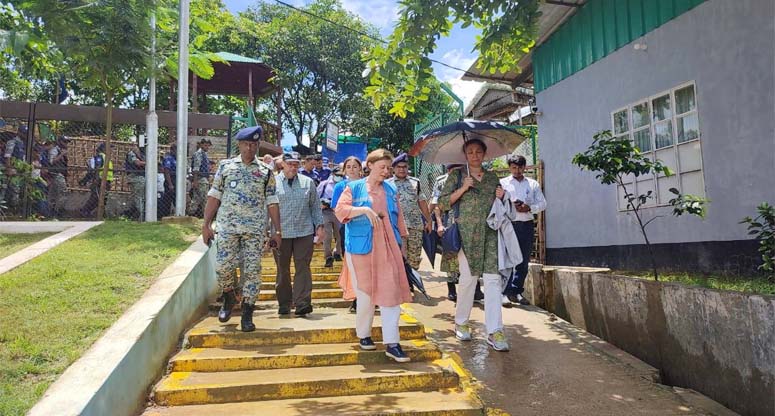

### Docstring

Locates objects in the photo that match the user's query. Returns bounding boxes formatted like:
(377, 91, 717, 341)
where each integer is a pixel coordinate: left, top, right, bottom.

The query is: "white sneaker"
(502, 295, 512, 306)
(455, 323, 472, 341)
(487, 330, 510, 351)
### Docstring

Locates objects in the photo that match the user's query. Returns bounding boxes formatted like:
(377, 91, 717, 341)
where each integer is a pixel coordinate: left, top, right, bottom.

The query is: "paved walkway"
(409, 257, 737, 416)
(0, 221, 101, 275)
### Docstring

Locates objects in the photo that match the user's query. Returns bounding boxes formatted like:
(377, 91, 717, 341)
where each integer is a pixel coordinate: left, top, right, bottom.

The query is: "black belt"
(512, 220, 534, 223)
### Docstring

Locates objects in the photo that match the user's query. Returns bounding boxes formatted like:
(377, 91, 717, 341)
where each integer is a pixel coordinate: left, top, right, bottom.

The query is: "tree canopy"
(241, 0, 378, 149)
(364, 0, 541, 117)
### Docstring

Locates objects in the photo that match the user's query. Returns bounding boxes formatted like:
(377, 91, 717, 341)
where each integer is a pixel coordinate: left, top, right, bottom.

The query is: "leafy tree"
(243, 0, 378, 149)
(346, 79, 458, 154)
(0, 3, 62, 100)
(19, 0, 154, 219)
(572, 130, 709, 281)
(741, 203, 775, 275)
(364, 0, 540, 117)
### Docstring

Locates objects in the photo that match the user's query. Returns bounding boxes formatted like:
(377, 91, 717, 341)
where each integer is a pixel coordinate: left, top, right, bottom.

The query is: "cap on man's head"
(282, 151, 301, 163)
(507, 155, 527, 166)
(18, 125, 28, 134)
(392, 153, 408, 167)
(97, 142, 106, 151)
(57, 135, 71, 143)
(322, 156, 329, 164)
(235, 125, 263, 142)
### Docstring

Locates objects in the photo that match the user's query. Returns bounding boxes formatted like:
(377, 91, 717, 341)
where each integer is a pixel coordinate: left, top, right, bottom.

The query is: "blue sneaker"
(385, 344, 411, 363)
(359, 337, 376, 350)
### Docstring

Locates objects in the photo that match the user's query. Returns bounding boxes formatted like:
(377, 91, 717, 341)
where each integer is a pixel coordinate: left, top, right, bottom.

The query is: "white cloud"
(341, 0, 399, 32)
(436, 49, 482, 109)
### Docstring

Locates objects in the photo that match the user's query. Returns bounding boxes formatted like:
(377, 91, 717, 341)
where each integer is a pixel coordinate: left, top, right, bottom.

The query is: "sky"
(223, 0, 485, 146)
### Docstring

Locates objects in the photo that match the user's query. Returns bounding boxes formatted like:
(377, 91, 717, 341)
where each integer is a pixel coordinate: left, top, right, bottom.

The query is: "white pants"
(346, 253, 401, 345)
(454, 249, 504, 335)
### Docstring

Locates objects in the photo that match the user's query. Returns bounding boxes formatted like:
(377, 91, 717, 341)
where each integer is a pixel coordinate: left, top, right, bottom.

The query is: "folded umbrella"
(403, 258, 430, 300)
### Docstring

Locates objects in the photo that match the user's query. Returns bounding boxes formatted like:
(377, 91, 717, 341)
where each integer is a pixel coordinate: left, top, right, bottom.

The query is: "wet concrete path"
(408, 258, 737, 416)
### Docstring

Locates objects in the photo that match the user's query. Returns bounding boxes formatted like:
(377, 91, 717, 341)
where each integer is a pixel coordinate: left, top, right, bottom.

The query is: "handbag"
(440, 171, 463, 254)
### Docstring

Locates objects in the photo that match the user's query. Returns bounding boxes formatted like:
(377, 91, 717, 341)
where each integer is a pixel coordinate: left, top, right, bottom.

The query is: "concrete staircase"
(144, 249, 484, 415)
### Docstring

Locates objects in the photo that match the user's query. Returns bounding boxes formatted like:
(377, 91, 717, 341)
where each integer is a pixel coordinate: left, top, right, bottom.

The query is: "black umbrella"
(408, 120, 526, 164)
(403, 258, 430, 300)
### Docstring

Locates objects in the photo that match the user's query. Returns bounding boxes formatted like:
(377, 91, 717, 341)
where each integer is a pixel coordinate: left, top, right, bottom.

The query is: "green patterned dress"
(438, 169, 499, 276)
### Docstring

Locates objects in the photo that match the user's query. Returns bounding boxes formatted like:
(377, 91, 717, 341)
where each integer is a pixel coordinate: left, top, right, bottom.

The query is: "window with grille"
(611, 82, 705, 211)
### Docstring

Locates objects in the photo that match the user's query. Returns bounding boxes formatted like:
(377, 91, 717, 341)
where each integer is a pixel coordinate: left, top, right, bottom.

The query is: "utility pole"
(175, 0, 190, 216)
(145, 9, 158, 222)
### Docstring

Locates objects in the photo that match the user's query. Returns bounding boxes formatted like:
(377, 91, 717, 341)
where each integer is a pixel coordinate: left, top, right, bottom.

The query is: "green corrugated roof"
(215, 52, 263, 64)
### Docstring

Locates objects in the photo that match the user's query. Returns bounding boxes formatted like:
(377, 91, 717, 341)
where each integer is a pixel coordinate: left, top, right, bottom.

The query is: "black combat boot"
(218, 290, 237, 323)
(241, 302, 256, 332)
(325, 256, 334, 268)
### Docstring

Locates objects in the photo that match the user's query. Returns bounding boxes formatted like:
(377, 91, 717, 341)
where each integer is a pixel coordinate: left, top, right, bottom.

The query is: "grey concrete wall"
(526, 267, 775, 416)
(535, 0, 775, 249)
(29, 241, 217, 416)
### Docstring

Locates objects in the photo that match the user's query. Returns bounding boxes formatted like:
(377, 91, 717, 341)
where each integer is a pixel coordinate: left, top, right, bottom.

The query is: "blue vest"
(344, 179, 402, 255)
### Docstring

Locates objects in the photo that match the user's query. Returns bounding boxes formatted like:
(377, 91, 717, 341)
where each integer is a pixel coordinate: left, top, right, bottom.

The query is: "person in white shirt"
(499, 155, 546, 305)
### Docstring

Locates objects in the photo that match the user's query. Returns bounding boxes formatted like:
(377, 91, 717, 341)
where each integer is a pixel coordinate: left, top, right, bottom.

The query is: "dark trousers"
(82, 181, 111, 216)
(505, 220, 534, 296)
(159, 186, 175, 217)
(274, 235, 314, 309)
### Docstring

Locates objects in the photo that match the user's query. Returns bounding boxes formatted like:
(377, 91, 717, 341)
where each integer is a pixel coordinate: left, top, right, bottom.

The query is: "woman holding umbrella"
(335, 149, 413, 362)
(438, 138, 510, 352)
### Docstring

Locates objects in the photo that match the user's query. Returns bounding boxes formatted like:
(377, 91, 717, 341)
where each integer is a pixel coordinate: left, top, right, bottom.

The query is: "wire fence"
(0, 100, 234, 220)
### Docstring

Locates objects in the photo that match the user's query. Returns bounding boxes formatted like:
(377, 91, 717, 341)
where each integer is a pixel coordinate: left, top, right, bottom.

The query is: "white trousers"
(454, 249, 504, 335)
(346, 253, 401, 345)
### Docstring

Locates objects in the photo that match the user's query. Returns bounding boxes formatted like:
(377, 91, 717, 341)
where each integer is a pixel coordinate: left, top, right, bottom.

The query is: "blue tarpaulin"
(322, 142, 367, 164)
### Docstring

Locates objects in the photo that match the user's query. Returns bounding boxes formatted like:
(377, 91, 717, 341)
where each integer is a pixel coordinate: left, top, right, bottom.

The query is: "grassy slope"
(0, 233, 57, 260)
(0, 221, 199, 415)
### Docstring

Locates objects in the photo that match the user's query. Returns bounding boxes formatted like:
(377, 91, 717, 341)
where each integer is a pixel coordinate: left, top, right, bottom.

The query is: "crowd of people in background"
(205, 125, 547, 364)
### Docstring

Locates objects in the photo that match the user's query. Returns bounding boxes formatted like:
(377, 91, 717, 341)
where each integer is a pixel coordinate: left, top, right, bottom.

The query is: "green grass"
(0, 221, 199, 416)
(0, 233, 57, 260)
(617, 270, 775, 295)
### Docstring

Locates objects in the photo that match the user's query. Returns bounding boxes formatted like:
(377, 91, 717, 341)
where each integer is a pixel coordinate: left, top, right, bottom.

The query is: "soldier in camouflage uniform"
(4, 125, 27, 213)
(190, 139, 212, 217)
(125, 142, 146, 220)
(202, 126, 281, 332)
(386, 153, 431, 271)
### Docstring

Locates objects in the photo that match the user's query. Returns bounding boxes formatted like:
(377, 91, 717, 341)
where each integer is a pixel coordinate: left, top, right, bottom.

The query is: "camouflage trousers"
(216, 232, 266, 305)
(405, 227, 423, 270)
(189, 179, 209, 217)
(127, 175, 145, 219)
(440, 251, 460, 284)
(48, 173, 67, 215)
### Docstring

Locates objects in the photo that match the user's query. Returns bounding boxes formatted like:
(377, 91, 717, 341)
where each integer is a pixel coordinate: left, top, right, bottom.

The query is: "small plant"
(740, 202, 775, 274)
(572, 130, 709, 281)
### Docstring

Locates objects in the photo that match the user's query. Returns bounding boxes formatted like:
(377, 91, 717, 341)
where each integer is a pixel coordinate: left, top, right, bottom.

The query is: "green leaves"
(740, 202, 775, 273)
(364, 0, 541, 117)
(668, 188, 709, 218)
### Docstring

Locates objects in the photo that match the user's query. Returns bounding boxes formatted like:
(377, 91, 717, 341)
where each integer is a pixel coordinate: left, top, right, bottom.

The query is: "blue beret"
(235, 125, 263, 142)
(392, 153, 408, 167)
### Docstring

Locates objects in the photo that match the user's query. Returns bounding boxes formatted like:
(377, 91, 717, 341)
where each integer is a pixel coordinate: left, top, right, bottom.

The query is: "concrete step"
(152, 361, 460, 406)
(170, 339, 442, 372)
(213, 298, 352, 312)
(144, 390, 483, 415)
(261, 265, 342, 274)
(256, 288, 343, 301)
(188, 310, 424, 348)
(258, 281, 339, 290)
(260, 272, 340, 282)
